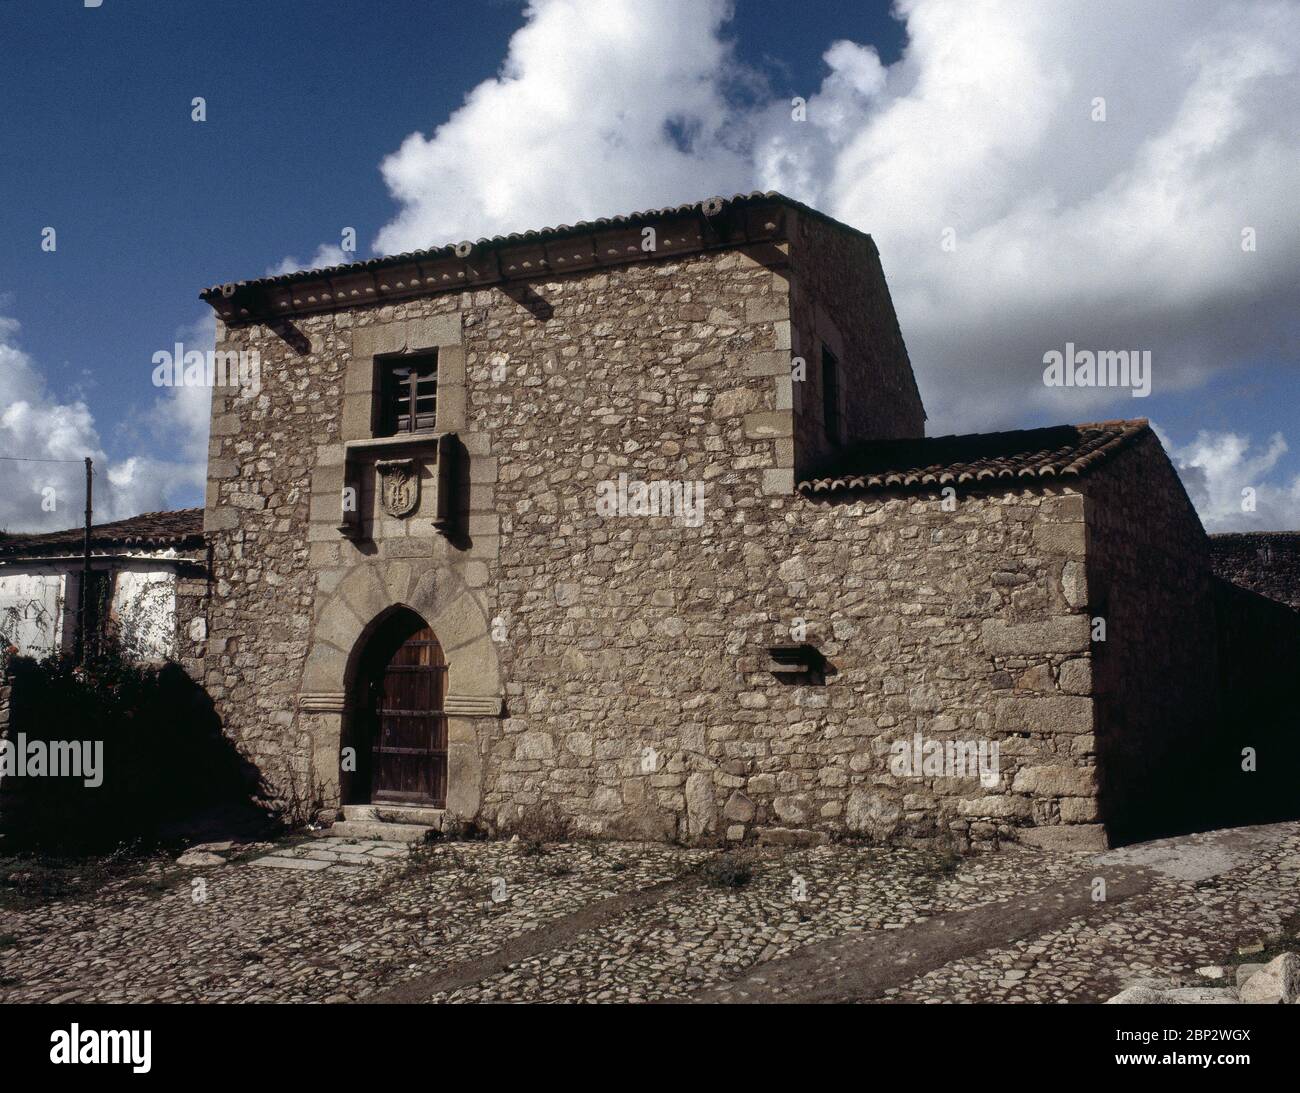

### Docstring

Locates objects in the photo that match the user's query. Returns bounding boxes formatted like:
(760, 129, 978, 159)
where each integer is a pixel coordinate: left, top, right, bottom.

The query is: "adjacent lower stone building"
(193, 192, 1299, 851)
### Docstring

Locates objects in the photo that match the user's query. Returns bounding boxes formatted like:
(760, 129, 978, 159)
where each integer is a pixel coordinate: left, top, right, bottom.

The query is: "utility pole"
(75, 457, 92, 665)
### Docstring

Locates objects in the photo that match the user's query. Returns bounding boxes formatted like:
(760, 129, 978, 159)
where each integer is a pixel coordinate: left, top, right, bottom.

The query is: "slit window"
(380, 353, 438, 435)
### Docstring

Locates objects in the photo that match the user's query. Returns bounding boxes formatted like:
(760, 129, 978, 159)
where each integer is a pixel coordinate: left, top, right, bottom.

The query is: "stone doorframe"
(296, 561, 502, 820)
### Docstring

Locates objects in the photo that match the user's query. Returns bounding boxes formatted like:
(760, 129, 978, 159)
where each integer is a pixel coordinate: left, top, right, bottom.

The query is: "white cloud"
(15, 1, 1293, 535)
(0, 314, 212, 534)
(1156, 423, 1300, 533)
(801, 0, 1300, 433)
(266, 243, 350, 278)
(119, 312, 215, 504)
(264, 1, 1300, 415)
(373, 0, 751, 252)
(363, 0, 1300, 528)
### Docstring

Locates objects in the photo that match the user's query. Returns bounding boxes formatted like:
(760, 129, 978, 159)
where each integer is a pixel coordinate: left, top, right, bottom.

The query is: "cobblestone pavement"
(1, 821, 1296, 1004)
(248, 838, 415, 874)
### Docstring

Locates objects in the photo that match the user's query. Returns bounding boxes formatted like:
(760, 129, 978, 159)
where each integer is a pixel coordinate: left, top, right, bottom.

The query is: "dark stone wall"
(787, 212, 925, 477)
(1082, 437, 1300, 841)
(1207, 578, 1300, 826)
(1080, 432, 1218, 841)
(1213, 578, 1300, 720)
(1210, 531, 1300, 610)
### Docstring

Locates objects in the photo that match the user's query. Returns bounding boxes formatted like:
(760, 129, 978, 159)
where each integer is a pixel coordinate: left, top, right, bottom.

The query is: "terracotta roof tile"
(0, 508, 204, 557)
(798, 421, 1149, 498)
(198, 191, 865, 301)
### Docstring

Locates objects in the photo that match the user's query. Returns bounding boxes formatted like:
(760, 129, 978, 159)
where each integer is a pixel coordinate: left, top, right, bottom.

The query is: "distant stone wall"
(1080, 433, 1218, 840)
(1210, 532, 1300, 610)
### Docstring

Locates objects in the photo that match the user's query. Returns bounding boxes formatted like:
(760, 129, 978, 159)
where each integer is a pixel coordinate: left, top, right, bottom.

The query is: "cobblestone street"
(2, 821, 1297, 1004)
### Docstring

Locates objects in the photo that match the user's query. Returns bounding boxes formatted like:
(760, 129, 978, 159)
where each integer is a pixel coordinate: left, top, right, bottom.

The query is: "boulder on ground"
(1107, 984, 1239, 1003)
(1161, 987, 1240, 1003)
(176, 849, 227, 867)
(1109, 952, 1300, 1004)
(1239, 953, 1300, 1004)
(1106, 986, 1166, 1004)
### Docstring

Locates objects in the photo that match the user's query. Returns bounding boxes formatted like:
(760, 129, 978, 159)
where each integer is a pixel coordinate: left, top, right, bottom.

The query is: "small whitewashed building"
(0, 509, 207, 666)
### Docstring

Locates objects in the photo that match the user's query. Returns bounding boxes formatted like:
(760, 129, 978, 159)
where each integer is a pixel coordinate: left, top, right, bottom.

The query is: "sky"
(0, 0, 1296, 534)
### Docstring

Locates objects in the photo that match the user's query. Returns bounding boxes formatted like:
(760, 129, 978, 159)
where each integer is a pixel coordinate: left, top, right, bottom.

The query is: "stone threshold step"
(340, 804, 446, 828)
(328, 819, 434, 843)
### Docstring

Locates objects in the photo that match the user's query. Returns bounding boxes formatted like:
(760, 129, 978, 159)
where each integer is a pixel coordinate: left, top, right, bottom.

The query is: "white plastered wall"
(0, 570, 67, 657)
(111, 568, 177, 661)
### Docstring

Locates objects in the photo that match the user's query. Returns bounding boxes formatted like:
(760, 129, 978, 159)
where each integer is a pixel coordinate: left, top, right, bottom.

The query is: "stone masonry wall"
(1210, 531, 1300, 610)
(1081, 433, 1219, 840)
(204, 319, 340, 801)
(203, 240, 804, 822)
(756, 485, 1099, 850)
(786, 212, 925, 476)
(203, 221, 1104, 849)
(172, 555, 210, 683)
(483, 245, 798, 838)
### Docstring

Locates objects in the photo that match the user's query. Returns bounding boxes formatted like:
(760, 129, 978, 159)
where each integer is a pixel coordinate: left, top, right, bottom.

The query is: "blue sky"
(1, 0, 1296, 532)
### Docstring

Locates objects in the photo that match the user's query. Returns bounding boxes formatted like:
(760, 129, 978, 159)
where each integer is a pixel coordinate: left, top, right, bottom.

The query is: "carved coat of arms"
(375, 458, 420, 518)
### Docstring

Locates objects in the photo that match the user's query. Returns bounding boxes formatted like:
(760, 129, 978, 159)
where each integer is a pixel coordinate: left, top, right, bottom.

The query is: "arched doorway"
(352, 607, 448, 807)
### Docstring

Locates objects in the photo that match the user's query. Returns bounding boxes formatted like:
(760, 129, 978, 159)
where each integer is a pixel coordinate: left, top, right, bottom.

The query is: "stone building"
(194, 192, 1298, 851)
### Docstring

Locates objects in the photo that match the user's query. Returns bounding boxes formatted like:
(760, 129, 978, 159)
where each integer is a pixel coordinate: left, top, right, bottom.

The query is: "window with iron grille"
(821, 345, 841, 444)
(379, 353, 439, 435)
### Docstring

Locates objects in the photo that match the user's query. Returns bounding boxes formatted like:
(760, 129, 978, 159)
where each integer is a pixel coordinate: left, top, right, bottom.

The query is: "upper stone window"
(379, 352, 438, 435)
(822, 345, 841, 445)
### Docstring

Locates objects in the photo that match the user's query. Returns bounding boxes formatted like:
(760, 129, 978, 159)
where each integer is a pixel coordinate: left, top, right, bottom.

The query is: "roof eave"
(200, 192, 873, 325)
(797, 421, 1151, 500)
(0, 537, 205, 561)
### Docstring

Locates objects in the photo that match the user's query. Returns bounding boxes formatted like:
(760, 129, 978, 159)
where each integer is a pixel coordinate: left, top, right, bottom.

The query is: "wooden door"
(371, 625, 447, 806)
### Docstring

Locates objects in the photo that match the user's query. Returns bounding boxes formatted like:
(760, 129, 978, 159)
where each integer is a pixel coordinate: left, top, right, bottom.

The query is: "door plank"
(370, 625, 448, 807)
